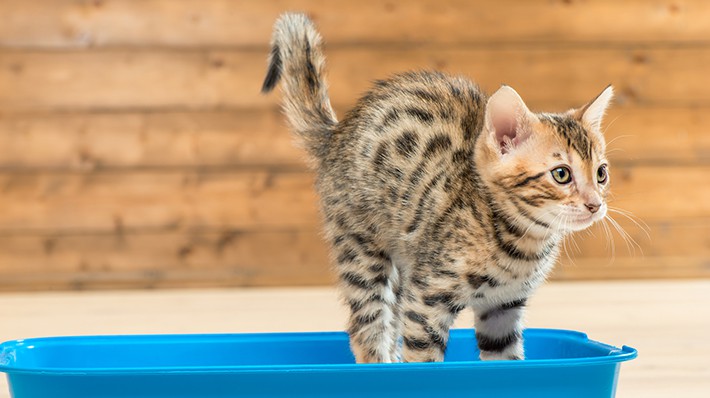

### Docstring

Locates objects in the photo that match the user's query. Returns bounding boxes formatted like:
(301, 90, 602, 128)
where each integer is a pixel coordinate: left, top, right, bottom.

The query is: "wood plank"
(1, 0, 709, 48)
(7, 255, 708, 290)
(570, 220, 709, 259)
(606, 165, 710, 221)
(5, 220, 701, 271)
(0, 110, 307, 171)
(0, 107, 707, 171)
(603, 107, 710, 165)
(0, 229, 332, 291)
(555, 256, 710, 280)
(2, 47, 710, 111)
(0, 171, 320, 231)
(0, 166, 705, 232)
(556, 220, 710, 279)
(0, 220, 704, 291)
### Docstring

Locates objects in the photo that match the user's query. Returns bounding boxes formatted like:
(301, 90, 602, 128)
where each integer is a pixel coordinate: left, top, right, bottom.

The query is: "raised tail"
(262, 13, 337, 160)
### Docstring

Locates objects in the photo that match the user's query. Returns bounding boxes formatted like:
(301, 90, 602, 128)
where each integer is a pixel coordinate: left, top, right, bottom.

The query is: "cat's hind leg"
(331, 231, 399, 363)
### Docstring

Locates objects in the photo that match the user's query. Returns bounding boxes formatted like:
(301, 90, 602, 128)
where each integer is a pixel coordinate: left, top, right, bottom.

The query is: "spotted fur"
(263, 13, 614, 363)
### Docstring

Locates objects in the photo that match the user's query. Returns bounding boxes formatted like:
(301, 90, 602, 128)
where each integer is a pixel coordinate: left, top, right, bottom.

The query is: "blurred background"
(0, 0, 707, 291)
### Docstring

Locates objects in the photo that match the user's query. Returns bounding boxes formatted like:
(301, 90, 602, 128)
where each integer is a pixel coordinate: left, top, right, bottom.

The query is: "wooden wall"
(0, 0, 707, 290)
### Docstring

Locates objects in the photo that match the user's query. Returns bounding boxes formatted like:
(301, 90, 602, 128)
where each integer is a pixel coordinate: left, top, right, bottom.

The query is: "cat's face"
(479, 85, 614, 235)
(520, 116, 609, 232)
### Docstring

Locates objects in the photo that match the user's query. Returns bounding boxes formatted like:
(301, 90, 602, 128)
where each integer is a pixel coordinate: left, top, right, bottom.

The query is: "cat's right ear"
(484, 85, 535, 155)
(574, 85, 614, 132)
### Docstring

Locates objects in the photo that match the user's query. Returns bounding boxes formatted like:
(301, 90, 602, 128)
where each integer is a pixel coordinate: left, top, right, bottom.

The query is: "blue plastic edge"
(0, 328, 637, 375)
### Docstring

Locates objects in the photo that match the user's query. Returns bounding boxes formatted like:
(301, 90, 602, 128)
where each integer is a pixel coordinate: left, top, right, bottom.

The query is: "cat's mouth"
(567, 211, 605, 231)
(554, 206, 606, 232)
(572, 215, 595, 226)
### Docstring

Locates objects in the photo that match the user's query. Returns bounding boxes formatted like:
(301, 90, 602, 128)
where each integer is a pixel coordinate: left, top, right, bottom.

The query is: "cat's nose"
(585, 203, 601, 214)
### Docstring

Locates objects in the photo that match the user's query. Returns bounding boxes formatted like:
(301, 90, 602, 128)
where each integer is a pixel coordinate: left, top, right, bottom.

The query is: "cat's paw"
(479, 350, 524, 361)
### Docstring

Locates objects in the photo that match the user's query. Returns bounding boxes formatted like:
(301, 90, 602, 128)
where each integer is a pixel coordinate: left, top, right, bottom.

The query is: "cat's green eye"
(551, 166, 572, 184)
(597, 164, 608, 184)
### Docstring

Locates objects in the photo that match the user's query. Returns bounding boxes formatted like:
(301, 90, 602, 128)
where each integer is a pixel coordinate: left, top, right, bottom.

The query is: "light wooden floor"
(0, 280, 708, 397)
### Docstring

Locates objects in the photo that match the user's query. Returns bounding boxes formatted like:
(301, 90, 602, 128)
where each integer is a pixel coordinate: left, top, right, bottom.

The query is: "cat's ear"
(484, 85, 535, 155)
(575, 85, 614, 132)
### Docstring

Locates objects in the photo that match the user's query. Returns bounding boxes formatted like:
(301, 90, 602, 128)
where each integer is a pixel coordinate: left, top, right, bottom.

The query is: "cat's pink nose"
(585, 203, 601, 214)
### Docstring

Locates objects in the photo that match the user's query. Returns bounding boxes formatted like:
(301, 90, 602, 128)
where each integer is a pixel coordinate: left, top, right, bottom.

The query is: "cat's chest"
(478, 255, 557, 303)
(478, 276, 538, 304)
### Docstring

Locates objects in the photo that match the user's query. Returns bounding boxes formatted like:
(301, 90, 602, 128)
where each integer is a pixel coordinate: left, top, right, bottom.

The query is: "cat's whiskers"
(553, 207, 590, 262)
(565, 211, 587, 262)
(602, 111, 622, 132)
(598, 218, 610, 251)
(568, 230, 582, 254)
(606, 214, 644, 256)
(601, 218, 617, 265)
(583, 225, 596, 238)
(604, 133, 633, 149)
(559, 214, 578, 266)
(542, 211, 565, 245)
(607, 206, 651, 240)
(606, 215, 633, 255)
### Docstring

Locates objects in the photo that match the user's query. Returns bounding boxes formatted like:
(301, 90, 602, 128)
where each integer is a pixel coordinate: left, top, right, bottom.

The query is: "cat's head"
(477, 85, 614, 235)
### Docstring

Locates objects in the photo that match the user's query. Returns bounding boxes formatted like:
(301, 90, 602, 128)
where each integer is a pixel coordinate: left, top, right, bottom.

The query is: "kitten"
(262, 13, 613, 363)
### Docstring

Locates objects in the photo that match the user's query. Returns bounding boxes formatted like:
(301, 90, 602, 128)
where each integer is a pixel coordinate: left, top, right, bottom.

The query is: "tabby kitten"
(262, 13, 613, 363)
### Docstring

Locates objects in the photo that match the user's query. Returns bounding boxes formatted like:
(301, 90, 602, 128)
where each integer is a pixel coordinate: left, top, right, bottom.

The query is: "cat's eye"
(597, 164, 608, 184)
(551, 166, 572, 184)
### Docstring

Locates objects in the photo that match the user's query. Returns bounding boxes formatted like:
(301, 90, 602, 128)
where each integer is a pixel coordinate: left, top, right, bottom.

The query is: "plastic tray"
(0, 328, 636, 398)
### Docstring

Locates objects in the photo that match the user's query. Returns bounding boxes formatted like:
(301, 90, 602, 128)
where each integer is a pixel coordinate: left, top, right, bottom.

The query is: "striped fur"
(263, 13, 613, 363)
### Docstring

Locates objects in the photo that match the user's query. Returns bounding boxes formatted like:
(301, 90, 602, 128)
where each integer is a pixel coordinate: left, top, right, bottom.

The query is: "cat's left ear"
(575, 85, 614, 132)
(484, 85, 537, 155)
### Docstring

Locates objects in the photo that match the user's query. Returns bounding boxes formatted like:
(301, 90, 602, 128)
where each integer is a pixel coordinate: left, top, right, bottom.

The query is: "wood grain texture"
(0, 171, 320, 231)
(0, 220, 705, 291)
(0, 0, 706, 289)
(0, 229, 332, 291)
(2, 47, 709, 112)
(1, 0, 708, 48)
(603, 107, 710, 165)
(0, 110, 306, 171)
(0, 107, 707, 171)
(0, 166, 705, 233)
(554, 220, 710, 280)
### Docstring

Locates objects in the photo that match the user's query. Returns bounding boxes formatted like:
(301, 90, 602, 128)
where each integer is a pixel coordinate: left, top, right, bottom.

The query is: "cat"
(262, 13, 613, 363)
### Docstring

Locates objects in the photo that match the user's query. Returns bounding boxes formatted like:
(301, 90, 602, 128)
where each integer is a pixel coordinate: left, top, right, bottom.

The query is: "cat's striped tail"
(261, 13, 337, 160)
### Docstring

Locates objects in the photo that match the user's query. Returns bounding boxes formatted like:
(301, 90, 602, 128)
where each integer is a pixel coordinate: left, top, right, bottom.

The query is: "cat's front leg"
(472, 297, 527, 360)
(400, 285, 466, 363)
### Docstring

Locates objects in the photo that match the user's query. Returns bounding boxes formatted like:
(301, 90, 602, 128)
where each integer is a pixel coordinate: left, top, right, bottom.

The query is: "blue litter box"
(0, 328, 636, 398)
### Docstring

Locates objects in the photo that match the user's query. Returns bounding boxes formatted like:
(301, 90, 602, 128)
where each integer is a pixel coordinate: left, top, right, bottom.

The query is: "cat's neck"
(482, 183, 563, 251)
